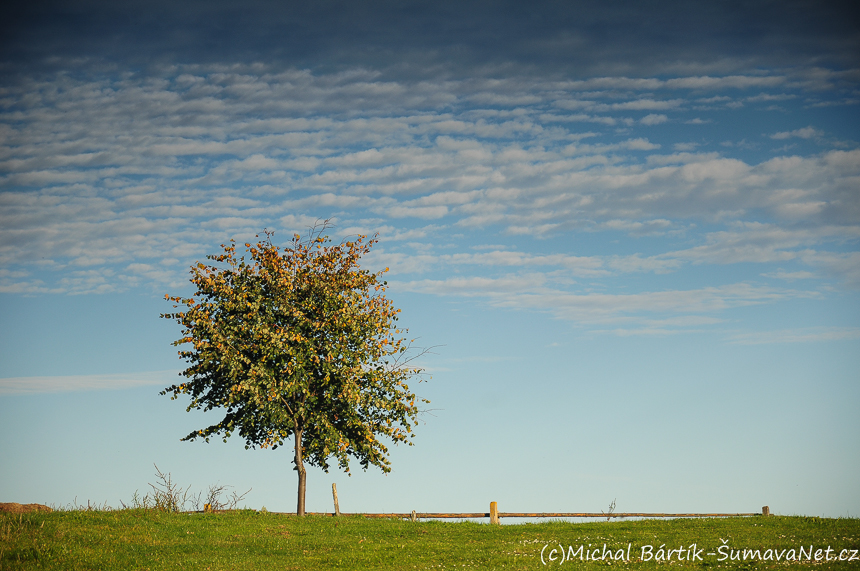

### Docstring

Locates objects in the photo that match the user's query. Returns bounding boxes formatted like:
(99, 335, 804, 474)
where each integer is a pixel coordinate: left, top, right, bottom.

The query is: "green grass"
(2, 509, 859, 570)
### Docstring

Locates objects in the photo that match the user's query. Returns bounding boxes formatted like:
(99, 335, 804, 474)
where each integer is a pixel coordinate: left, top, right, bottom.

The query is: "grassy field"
(2, 509, 859, 570)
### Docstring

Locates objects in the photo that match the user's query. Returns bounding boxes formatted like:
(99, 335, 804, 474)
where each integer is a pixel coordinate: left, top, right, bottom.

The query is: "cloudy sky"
(1, 0, 858, 518)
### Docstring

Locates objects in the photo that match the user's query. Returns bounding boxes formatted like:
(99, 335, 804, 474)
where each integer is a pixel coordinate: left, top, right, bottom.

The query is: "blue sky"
(1, 0, 858, 518)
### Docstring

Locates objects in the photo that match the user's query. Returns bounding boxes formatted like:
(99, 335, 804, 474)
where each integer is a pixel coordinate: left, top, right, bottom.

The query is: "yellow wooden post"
(332, 483, 341, 516)
(490, 501, 499, 524)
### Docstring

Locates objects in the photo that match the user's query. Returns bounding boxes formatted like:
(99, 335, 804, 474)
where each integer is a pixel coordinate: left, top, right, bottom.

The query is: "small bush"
(120, 464, 250, 513)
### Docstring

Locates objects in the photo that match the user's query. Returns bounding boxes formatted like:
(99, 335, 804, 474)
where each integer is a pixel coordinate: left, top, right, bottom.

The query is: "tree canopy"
(161, 225, 427, 515)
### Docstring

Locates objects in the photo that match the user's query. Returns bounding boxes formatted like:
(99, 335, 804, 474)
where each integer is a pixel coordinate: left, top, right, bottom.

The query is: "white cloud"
(280, 214, 334, 234)
(392, 274, 547, 296)
(770, 126, 824, 140)
(606, 254, 682, 274)
(0, 371, 181, 395)
(761, 270, 817, 281)
(601, 218, 674, 235)
(640, 114, 668, 125)
(387, 204, 449, 219)
(609, 99, 683, 111)
(665, 75, 786, 90)
(560, 74, 786, 92)
(1, 64, 857, 300)
(728, 327, 860, 345)
(393, 273, 815, 325)
(623, 138, 661, 150)
(801, 250, 860, 288)
(671, 143, 699, 152)
(665, 223, 860, 266)
(746, 93, 797, 103)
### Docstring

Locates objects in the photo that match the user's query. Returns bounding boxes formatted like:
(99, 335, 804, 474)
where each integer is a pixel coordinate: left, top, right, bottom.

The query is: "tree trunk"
(294, 429, 306, 516)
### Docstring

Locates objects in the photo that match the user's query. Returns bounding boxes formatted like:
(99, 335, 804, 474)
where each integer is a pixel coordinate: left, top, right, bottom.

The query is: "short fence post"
(332, 483, 341, 516)
(490, 501, 500, 525)
(762, 506, 770, 517)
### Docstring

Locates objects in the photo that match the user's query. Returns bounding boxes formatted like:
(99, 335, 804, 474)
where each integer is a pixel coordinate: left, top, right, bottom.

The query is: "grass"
(2, 509, 859, 570)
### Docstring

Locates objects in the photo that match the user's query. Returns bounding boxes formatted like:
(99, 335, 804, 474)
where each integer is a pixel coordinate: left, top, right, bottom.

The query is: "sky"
(1, 0, 859, 519)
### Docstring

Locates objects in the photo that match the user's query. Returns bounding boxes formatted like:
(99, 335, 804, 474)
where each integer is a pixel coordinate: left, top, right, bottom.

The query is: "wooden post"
(762, 506, 770, 517)
(490, 501, 499, 524)
(332, 483, 340, 516)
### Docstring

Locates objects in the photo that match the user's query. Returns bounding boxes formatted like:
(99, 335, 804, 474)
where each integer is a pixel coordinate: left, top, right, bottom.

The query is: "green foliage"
(161, 223, 427, 512)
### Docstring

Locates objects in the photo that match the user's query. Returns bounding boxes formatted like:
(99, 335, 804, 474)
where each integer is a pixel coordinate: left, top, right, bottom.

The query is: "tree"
(161, 223, 427, 515)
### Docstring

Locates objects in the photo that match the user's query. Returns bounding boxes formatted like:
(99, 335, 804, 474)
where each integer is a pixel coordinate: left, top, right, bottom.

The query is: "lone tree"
(161, 223, 427, 515)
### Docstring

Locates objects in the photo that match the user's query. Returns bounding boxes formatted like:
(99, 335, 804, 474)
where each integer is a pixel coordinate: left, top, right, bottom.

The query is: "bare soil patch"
(0, 503, 52, 514)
